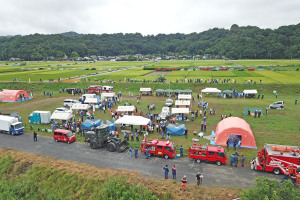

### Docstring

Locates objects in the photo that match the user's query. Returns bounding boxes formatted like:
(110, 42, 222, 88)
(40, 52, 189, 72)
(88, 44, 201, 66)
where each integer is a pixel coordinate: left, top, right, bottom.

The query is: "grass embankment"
(0, 82, 299, 166)
(0, 149, 240, 200)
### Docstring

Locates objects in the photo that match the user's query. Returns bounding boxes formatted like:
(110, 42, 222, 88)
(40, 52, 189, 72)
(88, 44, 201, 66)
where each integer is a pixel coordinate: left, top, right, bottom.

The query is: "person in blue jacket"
(163, 165, 169, 179)
(134, 147, 138, 158)
(230, 154, 235, 167)
(241, 155, 245, 167)
(172, 165, 177, 179)
(129, 146, 133, 158)
(146, 148, 149, 159)
(180, 145, 183, 157)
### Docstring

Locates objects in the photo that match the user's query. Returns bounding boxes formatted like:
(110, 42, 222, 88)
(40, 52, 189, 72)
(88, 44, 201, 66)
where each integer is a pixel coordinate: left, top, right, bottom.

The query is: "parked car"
(64, 99, 80, 107)
(165, 99, 173, 107)
(53, 129, 76, 144)
(269, 101, 284, 110)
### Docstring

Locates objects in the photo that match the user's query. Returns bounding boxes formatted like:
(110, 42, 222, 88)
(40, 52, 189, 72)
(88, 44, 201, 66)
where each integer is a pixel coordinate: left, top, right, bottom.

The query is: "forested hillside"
(0, 24, 299, 60)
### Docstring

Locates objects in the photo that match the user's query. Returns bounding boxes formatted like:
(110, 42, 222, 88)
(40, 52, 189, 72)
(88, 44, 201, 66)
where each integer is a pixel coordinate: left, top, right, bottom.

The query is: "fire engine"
(141, 139, 176, 159)
(88, 85, 102, 94)
(188, 143, 227, 166)
(254, 144, 300, 175)
(102, 86, 114, 93)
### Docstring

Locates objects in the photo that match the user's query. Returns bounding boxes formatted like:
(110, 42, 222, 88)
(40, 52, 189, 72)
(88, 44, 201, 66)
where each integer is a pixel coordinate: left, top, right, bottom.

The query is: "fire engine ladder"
(191, 143, 206, 151)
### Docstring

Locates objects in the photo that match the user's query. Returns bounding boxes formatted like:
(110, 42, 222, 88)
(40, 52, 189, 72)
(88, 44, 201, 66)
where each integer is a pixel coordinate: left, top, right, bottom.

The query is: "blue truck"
(0, 115, 24, 135)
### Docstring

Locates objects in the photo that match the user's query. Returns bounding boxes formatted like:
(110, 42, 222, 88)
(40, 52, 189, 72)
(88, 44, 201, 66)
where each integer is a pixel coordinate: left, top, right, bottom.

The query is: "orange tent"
(0, 90, 29, 103)
(214, 117, 256, 148)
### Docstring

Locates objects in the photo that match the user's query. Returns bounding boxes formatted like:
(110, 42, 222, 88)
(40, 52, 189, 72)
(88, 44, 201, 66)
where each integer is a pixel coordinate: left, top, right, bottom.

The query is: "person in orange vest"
(180, 175, 187, 191)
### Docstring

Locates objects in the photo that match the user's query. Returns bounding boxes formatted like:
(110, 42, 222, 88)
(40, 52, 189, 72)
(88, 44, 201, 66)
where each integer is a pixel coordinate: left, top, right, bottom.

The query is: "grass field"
(0, 82, 299, 167)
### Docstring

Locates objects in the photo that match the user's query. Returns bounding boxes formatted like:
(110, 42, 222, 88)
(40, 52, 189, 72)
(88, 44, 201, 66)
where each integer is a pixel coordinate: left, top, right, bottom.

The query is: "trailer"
(0, 115, 24, 135)
(254, 144, 300, 175)
(141, 139, 176, 159)
(188, 143, 227, 166)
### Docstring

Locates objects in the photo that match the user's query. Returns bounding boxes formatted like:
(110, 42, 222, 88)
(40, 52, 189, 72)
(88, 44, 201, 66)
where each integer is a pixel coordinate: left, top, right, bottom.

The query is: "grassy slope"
(0, 149, 240, 200)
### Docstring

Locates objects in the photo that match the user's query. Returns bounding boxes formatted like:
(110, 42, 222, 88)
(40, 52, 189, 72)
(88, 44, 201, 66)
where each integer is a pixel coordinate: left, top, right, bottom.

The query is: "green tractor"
(85, 124, 129, 152)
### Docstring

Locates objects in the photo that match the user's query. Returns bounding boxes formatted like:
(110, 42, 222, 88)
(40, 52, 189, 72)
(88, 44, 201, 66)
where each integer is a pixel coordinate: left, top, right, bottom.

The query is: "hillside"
(0, 24, 299, 60)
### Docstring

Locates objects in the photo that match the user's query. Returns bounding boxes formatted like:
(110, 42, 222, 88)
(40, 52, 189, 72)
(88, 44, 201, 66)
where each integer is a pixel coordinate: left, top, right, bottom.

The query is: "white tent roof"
(140, 88, 152, 92)
(162, 107, 170, 112)
(178, 94, 192, 100)
(71, 103, 90, 110)
(114, 115, 151, 126)
(175, 100, 190, 106)
(171, 108, 190, 114)
(243, 89, 258, 94)
(84, 98, 98, 104)
(117, 106, 135, 112)
(201, 88, 221, 93)
(101, 92, 116, 98)
(50, 112, 73, 120)
(32, 110, 51, 114)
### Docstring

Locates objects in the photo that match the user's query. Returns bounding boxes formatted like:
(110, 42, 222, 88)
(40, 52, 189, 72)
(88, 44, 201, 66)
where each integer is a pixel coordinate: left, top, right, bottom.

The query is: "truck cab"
(141, 139, 176, 159)
(10, 122, 24, 135)
(53, 129, 76, 144)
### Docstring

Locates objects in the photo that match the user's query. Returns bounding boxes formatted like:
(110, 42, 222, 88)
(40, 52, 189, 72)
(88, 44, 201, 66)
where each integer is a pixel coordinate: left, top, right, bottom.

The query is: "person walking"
(180, 175, 187, 191)
(172, 165, 177, 179)
(180, 145, 183, 157)
(33, 131, 37, 142)
(241, 155, 245, 167)
(230, 154, 235, 167)
(129, 146, 133, 158)
(163, 165, 169, 179)
(134, 147, 138, 158)
(196, 172, 202, 187)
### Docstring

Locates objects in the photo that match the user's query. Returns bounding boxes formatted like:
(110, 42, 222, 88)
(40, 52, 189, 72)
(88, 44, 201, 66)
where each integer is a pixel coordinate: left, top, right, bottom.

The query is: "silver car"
(269, 101, 284, 110)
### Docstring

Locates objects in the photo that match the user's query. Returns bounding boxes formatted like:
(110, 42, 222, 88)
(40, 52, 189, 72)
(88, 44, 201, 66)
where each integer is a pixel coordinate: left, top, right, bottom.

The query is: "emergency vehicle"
(53, 129, 76, 144)
(102, 86, 114, 93)
(88, 85, 102, 94)
(188, 143, 227, 166)
(254, 144, 300, 175)
(141, 139, 176, 159)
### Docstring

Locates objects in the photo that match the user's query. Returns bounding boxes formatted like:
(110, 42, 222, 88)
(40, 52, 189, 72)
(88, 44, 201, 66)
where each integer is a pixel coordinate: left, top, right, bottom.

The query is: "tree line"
(0, 23, 299, 60)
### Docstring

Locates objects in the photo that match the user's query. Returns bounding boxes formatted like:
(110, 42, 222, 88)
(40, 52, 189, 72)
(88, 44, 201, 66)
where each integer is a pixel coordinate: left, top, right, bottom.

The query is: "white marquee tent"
(178, 94, 192, 100)
(243, 89, 258, 94)
(175, 100, 190, 107)
(117, 106, 135, 112)
(201, 88, 221, 94)
(50, 112, 73, 121)
(171, 108, 190, 114)
(114, 115, 151, 126)
(71, 103, 90, 110)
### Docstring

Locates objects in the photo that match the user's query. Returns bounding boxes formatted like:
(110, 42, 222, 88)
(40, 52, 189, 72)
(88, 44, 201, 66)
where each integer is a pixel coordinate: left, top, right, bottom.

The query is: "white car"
(165, 99, 173, 107)
(54, 107, 72, 113)
(64, 99, 80, 107)
(159, 107, 170, 120)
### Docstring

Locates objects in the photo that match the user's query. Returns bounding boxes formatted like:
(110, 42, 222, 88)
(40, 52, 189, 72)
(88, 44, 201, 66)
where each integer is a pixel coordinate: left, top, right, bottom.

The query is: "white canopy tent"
(178, 94, 192, 100)
(84, 98, 99, 104)
(243, 89, 258, 94)
(201, 88, 221, 94)
(171, 108, 190, 114)
(117, 106, 135, 112)
(50, 112, 73, 121)
(114, 115, 151, 126)
(101, 92, 116, 101)
(71, 103, 90, 110)
(139, 88, 152, 92)
(175, 100, 190, 106)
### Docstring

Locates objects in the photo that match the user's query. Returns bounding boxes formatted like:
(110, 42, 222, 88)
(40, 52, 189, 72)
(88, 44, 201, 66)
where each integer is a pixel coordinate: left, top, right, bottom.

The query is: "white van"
(82, 94, 97, 100)
(64, 99, 80, 107)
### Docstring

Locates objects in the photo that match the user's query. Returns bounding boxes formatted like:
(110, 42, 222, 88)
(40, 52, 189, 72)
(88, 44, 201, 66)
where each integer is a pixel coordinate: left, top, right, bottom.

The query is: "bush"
(241, 176, 300, 200)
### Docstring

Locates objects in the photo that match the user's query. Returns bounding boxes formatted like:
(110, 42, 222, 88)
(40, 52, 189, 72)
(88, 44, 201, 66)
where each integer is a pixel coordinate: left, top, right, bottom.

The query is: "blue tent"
(82, 119, 101, 131)
(166, 124, 186, 136)
(106, 120, 117, 131)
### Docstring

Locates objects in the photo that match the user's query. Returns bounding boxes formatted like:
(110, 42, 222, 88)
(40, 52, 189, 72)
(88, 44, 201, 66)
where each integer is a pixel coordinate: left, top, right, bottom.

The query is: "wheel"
(164, 154, 169, 159)
(90, 141, 98, 149)
(273, 168, 281, 175)
(55, 139, 58, 142)
(196, 159, 201, 164)
(107, 142, 116, 152)
(216, 161, 221, 166)
(67, 141, 70, 144)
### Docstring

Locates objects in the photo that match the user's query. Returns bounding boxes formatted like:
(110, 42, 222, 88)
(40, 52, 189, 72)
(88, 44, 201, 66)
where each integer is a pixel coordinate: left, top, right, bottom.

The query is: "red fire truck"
(88, 85, 102, 94)
(141, 139, 176, 159)
(254, 143, 300, 175)
(188, 143, 227, 166)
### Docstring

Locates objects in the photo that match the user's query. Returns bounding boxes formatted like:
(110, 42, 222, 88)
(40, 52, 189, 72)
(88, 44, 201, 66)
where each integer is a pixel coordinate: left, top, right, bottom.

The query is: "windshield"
(67, 132, 73, 137)
(166, 100, 172, 103)
(14, 123, 24, 129)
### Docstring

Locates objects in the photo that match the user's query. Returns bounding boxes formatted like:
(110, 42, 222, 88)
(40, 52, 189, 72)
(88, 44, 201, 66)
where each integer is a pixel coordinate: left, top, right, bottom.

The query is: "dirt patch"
(0, 148, 241, 200)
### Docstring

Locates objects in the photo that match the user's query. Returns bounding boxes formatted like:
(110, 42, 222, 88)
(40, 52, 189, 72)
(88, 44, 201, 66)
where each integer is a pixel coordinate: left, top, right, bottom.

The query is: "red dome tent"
(214, 117, 256, 148)
(0, 90, 30, 103)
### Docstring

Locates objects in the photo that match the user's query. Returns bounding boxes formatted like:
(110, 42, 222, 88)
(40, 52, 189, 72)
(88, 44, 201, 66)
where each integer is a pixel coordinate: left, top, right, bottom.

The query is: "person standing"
(237, 140, 241, 149)
(196, 172, 202, 187)
(180, 146, 183, 157)
(129, 146, 133, 158)
(230, 154, 235, 167)
(166, 132, 171, 140)
(134, 147, 138, 158)
(235, 155, 238, 167)
(295, 98, 298, 105)
(163, 165, 169, 179)
(146, 148, 149, 159)
(180, 175, 187, 191)
(226, 139, 230, 150)
(33, 131, 37, 142)
(172, 165, 177, 179)
(276, 93, 278, 98)
(241, 155, 245, 167)
(266, 107, 268, 115)
(233, 140, 237, 150)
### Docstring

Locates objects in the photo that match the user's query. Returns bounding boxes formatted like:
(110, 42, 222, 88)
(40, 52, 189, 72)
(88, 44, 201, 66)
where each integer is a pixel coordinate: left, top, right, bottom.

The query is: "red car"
(53, 129, 76, 144)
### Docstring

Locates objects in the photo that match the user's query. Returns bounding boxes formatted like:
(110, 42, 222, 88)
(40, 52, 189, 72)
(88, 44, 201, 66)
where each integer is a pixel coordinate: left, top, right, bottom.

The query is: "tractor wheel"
(67, 141, 70, 144)
(164, 154, 169, 159)
(107, 142, 116, 152)
(273, 168, 281, 175)
(216, 161, 221, 166)
(196, 159, 201, 164)
(90, 141, 98, 149)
